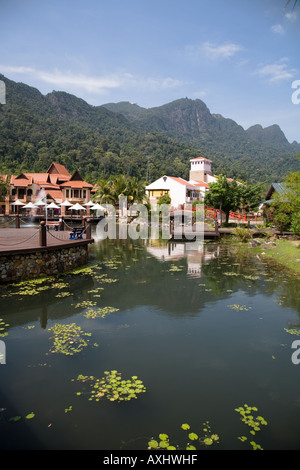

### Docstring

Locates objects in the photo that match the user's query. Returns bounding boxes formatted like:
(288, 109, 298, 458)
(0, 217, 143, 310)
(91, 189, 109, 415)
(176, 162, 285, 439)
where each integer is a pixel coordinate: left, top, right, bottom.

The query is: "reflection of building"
(146, 240, 219, 278)
(4, 162, 93, 215)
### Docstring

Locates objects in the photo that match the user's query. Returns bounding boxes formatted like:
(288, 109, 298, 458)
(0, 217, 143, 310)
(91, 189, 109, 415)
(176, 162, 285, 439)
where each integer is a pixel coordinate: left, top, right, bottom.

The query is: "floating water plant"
(235, 404, 267, 450)
(83, 306, 119, 319)
(95, 274, 118, 284)
(68, 265, 102, 276)
(0, 318, 9, 337)
(75, 370, 146, 403)
(148, 422, 219, 450)
(74, 300, 97, 309)
(284, 328, 300, 336)
(48, 323, 91, 355)
(227, 304, 252, 311)
(55, 292, 71, 298)
(168, 264, 183, 273)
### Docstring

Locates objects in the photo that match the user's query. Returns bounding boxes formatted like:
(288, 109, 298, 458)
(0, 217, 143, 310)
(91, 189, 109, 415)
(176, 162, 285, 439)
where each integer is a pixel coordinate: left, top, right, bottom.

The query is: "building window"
(74, 189, 79, 198)
(18, 189, 25, 199)
(66, 189, 69, 198)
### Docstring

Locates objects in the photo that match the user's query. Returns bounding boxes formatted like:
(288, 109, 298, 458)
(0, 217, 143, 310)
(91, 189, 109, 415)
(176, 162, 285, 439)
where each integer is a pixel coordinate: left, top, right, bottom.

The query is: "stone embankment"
(0, 245, 88, 283)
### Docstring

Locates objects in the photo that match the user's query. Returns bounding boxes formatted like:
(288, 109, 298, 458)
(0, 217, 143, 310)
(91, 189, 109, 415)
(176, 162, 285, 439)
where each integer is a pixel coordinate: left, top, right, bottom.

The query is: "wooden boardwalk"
(0, 227, 93, 255)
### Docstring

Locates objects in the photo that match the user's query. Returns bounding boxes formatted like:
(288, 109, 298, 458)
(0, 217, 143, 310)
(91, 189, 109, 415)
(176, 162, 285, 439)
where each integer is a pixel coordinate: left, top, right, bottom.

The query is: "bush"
(232, 227, 253, 242)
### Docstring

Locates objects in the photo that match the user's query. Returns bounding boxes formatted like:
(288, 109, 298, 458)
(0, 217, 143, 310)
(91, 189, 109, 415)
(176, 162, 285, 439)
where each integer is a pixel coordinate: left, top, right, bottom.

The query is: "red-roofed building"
(6, 163, 93, 215)
(146, 156, 236, 209)
(146, 175, 201, 209)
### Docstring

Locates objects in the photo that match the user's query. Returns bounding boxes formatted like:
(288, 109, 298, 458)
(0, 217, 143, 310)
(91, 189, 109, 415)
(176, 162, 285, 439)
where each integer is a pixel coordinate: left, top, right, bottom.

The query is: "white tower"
(189, 157, 212, 183)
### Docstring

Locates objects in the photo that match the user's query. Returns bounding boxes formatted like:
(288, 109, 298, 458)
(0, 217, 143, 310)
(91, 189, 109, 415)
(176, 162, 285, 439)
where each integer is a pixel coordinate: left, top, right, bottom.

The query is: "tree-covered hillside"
(0, 74, 298, 185)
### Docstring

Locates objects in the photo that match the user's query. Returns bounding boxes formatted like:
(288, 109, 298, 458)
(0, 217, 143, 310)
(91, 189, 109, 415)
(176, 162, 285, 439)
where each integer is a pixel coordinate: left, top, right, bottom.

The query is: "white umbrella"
(34, 199, 47, 206)
(22, 202, 37, 209)
(11, 200, 25, 206)
(47, 202, 60, 209)
(91, 203, 106, 211)
(83, 200, 95, 207)
(71, 203, 86, 211)
(61, 199, 73, 207)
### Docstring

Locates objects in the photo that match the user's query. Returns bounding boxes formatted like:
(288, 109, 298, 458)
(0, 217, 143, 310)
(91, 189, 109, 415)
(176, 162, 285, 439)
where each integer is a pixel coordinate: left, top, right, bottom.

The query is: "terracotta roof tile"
(60, 180, 93, 188)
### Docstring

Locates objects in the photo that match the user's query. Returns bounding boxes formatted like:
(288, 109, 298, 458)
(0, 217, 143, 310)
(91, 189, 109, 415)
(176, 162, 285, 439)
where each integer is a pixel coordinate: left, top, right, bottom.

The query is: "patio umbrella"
(34, 199, 47, 206)
(11, 199, 25, 215)
(71, 203, 86, 211)
(22, 202, 37, 209)
(90, 203, 106, 211)
(60, 199, 73, 207)
(83, 200, 95, 207)
(11, 199, 25, 206)
(47, 202, 60, 209)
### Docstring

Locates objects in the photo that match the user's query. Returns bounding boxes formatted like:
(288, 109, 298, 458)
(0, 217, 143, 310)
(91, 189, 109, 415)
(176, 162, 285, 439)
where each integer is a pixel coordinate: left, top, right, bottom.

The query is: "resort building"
(4, 162, 93, 215)
(146, 175, 202, 209)
(146, 156, 222, 209)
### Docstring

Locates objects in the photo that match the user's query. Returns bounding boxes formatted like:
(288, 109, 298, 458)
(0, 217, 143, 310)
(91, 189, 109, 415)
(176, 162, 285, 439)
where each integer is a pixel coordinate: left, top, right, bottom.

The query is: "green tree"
(0, 176, 9, 201)
(272, 171, 300, 234)
(239, 183, 265, 216)
(158, 193, 171, 205)
(204, 175, 242, 226)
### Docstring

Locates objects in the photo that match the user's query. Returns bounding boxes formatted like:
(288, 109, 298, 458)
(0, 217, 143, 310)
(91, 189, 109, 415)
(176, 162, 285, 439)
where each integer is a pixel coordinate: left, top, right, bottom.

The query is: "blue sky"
(1, 0, 300, 142)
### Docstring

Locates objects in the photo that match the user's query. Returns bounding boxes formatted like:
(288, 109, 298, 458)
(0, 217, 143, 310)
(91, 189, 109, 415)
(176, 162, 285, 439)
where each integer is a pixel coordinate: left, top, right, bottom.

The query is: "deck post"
(15, 214, 20, 229)
(59, 217, 64, 231)
(86, 219, 91, 240)
(39, 221, 47, 247)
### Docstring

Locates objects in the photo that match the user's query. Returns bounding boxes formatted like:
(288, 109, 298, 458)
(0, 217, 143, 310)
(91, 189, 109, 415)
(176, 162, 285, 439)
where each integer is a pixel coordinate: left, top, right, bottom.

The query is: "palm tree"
(95, 178, 115, 205)
(126, 177, 146, 205)
(285, 0, 299, 9)
(95, 175, 147, 209)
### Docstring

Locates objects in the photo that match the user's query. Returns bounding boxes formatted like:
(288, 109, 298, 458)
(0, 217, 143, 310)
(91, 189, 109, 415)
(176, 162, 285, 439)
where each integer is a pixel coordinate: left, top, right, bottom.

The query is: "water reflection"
(1, 238, 300, 330)
(1, 237, 300, 450)
(147, 240, 219, 278)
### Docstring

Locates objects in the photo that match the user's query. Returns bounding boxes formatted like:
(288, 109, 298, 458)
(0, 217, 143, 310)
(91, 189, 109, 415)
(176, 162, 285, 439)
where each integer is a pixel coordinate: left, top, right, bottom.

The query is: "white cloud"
(0, 65, 123, 93)
(0, 65, 185, 95)
(285, 10, 298, 21)
(271, 24, 285, 35)
(183, 41, 243, 62)
(256, 61, 297, 82)
(202, 41, 243, 60)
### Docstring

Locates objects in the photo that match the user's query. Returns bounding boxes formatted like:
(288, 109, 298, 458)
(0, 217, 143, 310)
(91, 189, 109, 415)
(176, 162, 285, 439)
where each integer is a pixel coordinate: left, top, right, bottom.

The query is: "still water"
(0, 235, 300, 450)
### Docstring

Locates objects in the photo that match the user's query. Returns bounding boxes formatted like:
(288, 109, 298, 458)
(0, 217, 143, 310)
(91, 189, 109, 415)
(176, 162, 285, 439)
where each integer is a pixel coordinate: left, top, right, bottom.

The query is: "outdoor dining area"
(10, 198, 106, 222)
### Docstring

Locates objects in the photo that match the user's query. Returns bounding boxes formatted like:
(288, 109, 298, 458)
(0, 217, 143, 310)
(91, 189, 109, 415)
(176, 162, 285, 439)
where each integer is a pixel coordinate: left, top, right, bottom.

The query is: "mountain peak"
(246, 123, 290, 148)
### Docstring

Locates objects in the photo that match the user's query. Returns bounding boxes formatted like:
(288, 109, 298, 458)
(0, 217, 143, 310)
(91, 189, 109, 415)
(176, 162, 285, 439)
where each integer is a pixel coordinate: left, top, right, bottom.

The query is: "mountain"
(102, 99, 300, 181)
(103, 98, 300, 153)
(0, 74, 299, 185)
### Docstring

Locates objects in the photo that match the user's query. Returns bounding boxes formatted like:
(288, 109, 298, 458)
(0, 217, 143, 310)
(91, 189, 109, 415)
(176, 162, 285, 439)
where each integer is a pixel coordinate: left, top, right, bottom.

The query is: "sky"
(1, 0, 300, 142)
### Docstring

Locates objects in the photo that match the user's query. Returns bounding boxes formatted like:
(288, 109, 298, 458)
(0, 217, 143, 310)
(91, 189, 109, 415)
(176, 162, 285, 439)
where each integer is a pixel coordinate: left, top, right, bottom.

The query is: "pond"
(0, 234, 300, 450)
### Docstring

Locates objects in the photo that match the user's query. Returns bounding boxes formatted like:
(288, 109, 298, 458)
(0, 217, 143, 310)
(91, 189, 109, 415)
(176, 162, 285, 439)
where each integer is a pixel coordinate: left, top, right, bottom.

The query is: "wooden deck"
(0, 227, 93, 255)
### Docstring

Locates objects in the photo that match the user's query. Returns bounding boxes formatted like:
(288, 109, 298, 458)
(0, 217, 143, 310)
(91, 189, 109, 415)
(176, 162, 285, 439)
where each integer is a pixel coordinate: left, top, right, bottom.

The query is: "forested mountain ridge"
(0, 74, 298, 185)
(103, 98, 300, 159)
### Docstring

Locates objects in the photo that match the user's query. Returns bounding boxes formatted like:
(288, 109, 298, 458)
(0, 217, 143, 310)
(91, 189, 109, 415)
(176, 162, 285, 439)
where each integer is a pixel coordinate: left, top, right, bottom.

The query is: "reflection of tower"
(189, 157, 212, 183)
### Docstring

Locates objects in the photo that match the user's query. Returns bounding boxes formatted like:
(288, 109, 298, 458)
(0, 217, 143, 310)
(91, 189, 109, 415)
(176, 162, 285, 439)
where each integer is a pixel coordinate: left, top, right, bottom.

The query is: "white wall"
(146, 176, 199, 208)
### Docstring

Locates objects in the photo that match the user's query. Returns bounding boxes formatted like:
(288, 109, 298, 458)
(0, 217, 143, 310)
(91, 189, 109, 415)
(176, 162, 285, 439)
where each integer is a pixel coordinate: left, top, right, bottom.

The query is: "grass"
(259, 239, 300, 274)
